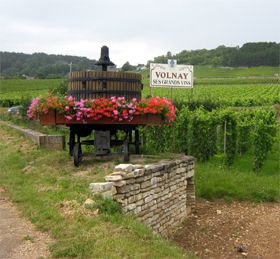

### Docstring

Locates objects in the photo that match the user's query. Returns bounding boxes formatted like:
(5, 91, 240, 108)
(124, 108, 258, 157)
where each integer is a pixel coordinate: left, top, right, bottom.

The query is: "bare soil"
(173, 198, 280, 259)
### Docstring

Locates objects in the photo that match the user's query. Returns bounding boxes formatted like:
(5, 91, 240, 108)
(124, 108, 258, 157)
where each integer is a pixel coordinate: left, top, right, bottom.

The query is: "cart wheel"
(123, 138, 130, 162)
(73, 143, 82, 167)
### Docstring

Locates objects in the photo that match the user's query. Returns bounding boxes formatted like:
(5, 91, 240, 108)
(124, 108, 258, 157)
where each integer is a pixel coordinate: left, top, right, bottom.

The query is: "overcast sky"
(0, 0, 279, 67)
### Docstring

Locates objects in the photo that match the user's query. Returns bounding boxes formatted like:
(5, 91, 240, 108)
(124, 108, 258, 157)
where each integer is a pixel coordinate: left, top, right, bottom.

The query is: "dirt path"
(0, 188, 52, 259)
(173, 199, 280, 259)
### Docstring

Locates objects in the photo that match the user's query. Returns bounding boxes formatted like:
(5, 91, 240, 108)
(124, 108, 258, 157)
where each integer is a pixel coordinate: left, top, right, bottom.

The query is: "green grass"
(195, 142, 280, 202)
(190, 66, 279, 78)
(0, 79, 63, 106)
(0, 79, 63, 93)
(0, 125, 191, 258)
(0, 110, 68, 135)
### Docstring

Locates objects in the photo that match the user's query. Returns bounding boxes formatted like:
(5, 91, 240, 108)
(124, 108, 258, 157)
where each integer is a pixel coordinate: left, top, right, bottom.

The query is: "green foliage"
(195, 76, 279, 85)
(252, 109, 277, 171)
(175, 107, 191, 154)
(0, 51, 96, 79)
(0, 126, 187, 258)
(19, 94, 32, 117)
(0, 79, 63, 107)
(121, 61, 136, 72)
(154, 42, 280, 67)
(237, 111, 254, 154)
(51, 80, 68, 96)
(219, 109, 237, 166)
(141, 107, 278, 171)
(188, 108, 218, 161)
(195, 140, 280, 202)
(141, 124, 177, 154)
(93, 196, 122, 215)
(142, 83, 280, 109)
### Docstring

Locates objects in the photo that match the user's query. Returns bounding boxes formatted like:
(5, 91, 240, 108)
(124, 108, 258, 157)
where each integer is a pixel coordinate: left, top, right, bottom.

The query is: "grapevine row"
(141, 107, 277, 171)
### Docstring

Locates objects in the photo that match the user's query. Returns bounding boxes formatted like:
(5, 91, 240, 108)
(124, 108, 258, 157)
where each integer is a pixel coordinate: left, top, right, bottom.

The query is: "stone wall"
(90, 156, 195, 236)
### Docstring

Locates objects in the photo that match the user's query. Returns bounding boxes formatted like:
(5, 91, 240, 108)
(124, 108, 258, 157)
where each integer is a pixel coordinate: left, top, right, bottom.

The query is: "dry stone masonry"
(90, 156, 195, 236)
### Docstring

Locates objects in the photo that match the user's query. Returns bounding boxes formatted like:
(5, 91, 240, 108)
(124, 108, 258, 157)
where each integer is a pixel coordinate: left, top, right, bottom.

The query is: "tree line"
(0, 52, 97, 79)
(0, 42, 279, 79)
(153, 42, 279, 67)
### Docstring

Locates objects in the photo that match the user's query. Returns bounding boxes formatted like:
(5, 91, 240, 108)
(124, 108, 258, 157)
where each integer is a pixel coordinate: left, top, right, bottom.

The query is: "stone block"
(186, 169, 194, 178)
(89, 182, 113, 192)
(134, 169, 145, 177)
(130, 183, 140, 191)
(135, 199, 144, 206)
(116, 185, 131, 194)
(141, 181, 151, 189)
(112, 180, 126, 187)
(144, 195, 154, 203)
(135, 176, 144, 183)
(111, 171, 127, 176)
(124, 189, 140, 197)
(105, 175, 123, 182)
(150, 177, 158, 186)
(133, 206, 142, 214)
(114, 164, 133, 173)
(176, 167, 186, 174)
(123, 172, 135, 179)
(128, 195, 136, 203)
(132, 164, 144, 169)
(126, 203, 136, 211)
(111, 186, 117, 195)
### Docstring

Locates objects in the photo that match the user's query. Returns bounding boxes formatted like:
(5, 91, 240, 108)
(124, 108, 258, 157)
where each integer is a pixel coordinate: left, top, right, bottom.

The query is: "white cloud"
(0, 0, 279, 66)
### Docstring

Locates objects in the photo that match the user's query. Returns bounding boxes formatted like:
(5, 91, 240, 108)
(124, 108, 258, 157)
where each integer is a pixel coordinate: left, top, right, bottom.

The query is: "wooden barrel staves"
(68, 71, 142, 100)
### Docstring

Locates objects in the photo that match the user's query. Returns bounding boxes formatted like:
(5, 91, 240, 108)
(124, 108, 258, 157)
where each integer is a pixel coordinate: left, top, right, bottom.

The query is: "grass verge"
(196, 142, 280, 202)
(0, 125, 192, 258)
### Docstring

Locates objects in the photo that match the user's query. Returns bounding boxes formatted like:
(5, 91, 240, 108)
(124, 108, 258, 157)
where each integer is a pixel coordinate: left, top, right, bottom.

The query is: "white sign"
(150, 63, 193, 88)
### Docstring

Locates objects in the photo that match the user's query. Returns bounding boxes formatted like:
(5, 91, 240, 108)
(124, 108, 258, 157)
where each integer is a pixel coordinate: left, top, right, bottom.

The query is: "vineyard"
(0, 66, 279, 173)
(140, 67, 279, 172)
(0, 79, 64, 106)
(141, 107, 278, 172)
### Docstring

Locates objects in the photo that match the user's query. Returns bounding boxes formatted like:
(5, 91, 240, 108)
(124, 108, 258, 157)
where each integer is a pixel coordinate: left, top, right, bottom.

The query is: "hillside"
(1, 42, 279, 79)
(153, 42, 280, 67)
(0, 52, 97, 79)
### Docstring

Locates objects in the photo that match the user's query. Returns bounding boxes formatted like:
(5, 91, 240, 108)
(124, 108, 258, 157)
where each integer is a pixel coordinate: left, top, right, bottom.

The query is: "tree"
(121, 61, 135, 72)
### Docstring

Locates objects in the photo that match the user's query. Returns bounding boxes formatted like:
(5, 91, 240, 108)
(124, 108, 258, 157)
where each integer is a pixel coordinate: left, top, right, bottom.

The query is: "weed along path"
(173, 199, 280, 259)
(0, 188, 52, 259)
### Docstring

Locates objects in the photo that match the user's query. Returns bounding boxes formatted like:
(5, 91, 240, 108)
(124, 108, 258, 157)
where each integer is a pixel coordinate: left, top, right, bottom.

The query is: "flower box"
(30, 96, 175, 125)
(39, 111, 162, 126)
(55, 112, 66, 125)
(65, 113, 162, 126)
(39, 109, 56, 126)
